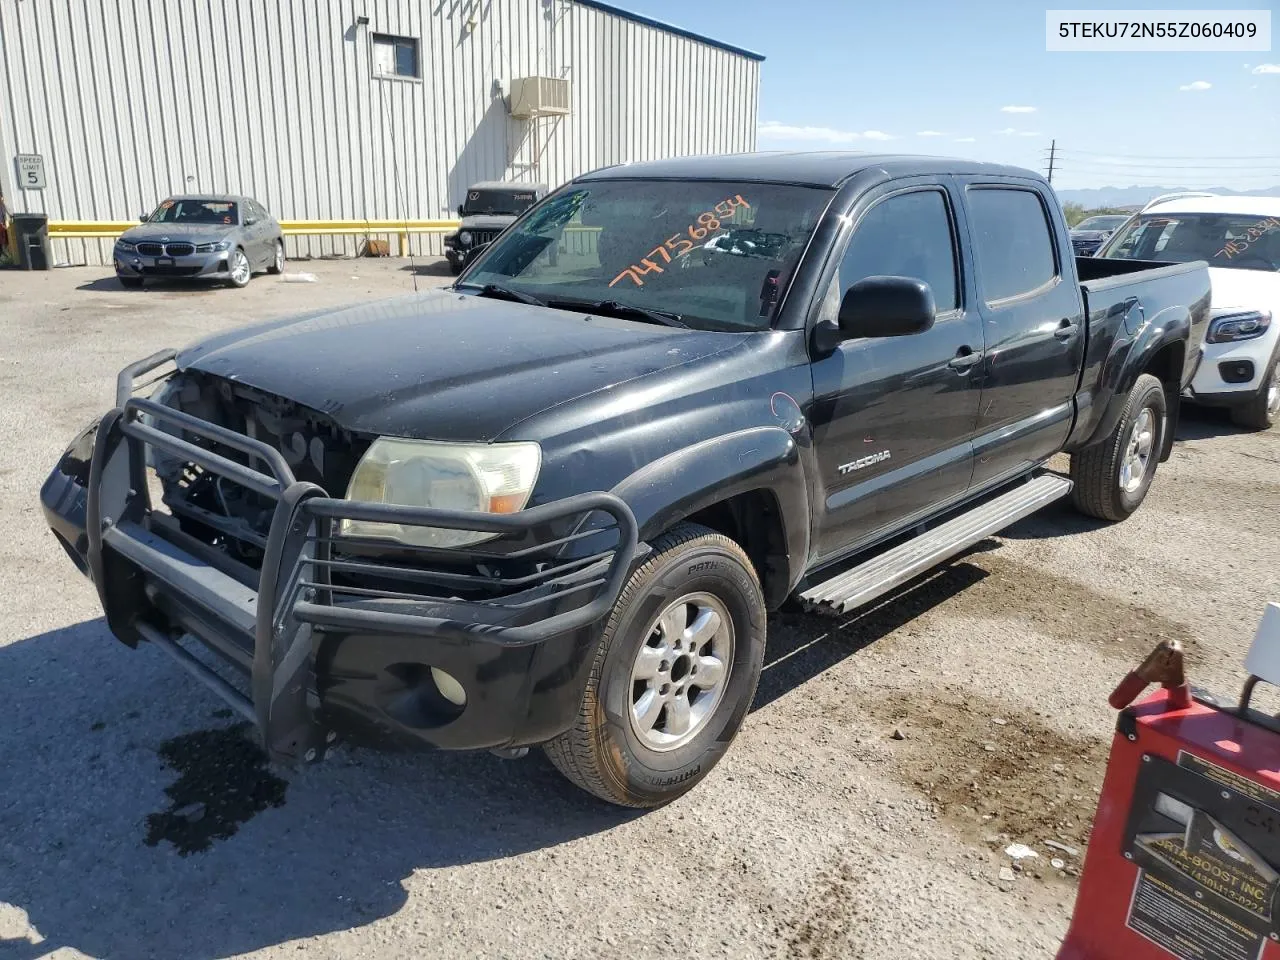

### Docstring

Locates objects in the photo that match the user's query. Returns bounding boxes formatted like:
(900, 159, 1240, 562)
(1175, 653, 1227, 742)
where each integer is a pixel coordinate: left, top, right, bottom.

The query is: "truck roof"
(468, 181, 548, 192)
(1142, 194, 1280, 217)
(577, 151, 1042, 188)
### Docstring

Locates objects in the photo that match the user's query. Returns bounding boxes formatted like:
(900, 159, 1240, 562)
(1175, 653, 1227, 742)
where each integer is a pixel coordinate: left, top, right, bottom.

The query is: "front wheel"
(1230, 357, 1279, 431)
(226, 248, 252, 288)
(544, 523, 766, 807)
(1070, 373, 1167, 521)
(117, 275, 144, 289)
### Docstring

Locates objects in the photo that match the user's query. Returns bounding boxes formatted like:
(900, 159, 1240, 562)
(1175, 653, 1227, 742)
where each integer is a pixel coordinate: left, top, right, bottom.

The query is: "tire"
(448, 260, 464, 276)
(267, 239, 285, 275)
(226, 248, 252, 288)
(544, 522, 767, 808)
(1070, 373, 1167, 521)
(1229, 356, 1279, 431)
(117, 275, 144, 289)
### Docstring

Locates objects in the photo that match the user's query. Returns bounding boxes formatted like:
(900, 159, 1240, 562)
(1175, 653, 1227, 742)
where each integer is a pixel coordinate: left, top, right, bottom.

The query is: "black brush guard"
(86, 350, 638, 763)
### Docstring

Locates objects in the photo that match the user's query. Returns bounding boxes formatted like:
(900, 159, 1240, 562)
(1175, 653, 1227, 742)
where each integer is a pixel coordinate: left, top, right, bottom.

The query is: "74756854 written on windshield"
(460, 181, 833, 332)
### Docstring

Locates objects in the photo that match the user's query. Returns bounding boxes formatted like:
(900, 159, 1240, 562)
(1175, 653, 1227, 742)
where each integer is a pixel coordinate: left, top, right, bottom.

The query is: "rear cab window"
(965, 187, 1059, 302)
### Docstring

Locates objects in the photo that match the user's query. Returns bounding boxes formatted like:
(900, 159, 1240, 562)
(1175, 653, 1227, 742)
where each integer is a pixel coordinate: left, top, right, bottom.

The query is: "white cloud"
(916, 130, 945, 137)
(1018, 131, 1042, 137)
(1253, 64, 1280, 74)
(757, 121, 896, 144)
(1178, 80, 1212, 91)
(1000, 105, 1037, 114)
(997, 127, 1018, 135)
(954, 137, 977, 143)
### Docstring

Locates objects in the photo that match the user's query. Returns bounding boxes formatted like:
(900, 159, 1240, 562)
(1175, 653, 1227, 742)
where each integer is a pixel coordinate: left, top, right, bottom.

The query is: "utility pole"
(1046, 139, 1057, 185)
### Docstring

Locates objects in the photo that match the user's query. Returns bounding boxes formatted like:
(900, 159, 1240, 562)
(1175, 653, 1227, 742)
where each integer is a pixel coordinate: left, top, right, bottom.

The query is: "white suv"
(1096, 194, 1280, 430)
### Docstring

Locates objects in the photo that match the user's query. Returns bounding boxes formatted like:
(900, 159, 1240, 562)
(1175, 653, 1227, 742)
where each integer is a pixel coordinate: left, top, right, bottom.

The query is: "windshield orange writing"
(609, 195, 751, 288)
(1217, 217, 1280, 260)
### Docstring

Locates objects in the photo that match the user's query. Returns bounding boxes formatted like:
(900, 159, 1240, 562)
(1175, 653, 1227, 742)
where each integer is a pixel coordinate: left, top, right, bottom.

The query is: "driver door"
(808, 180, 984, 561)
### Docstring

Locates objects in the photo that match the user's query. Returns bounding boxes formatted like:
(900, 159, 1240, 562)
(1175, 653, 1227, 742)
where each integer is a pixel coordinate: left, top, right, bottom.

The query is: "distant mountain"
(1055, 185, 1280, 208)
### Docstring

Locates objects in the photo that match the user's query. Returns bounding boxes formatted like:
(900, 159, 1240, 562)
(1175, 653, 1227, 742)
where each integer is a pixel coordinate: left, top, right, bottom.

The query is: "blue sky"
(622, 0, 1280, 190)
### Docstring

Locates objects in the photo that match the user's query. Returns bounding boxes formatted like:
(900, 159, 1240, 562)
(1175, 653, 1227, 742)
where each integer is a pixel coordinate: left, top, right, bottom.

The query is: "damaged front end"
(41, 349, 637, 763)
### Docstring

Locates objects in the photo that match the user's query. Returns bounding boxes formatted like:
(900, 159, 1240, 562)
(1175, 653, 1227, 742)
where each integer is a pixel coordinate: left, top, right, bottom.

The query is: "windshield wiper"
(547, 298, 689, 329)
(474, 283, 546, 307)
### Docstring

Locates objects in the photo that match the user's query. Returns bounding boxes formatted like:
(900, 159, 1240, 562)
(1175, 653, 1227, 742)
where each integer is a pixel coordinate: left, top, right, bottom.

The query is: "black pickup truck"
(41, 153, 1210, 807)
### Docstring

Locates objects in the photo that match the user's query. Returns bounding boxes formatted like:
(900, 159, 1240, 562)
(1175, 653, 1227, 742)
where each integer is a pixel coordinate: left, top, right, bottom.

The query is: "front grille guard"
(88, 350, 638, 763)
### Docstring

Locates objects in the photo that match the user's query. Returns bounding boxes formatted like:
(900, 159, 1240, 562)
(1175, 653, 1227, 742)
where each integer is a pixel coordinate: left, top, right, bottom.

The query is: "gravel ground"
(1, 261, 1277, 960)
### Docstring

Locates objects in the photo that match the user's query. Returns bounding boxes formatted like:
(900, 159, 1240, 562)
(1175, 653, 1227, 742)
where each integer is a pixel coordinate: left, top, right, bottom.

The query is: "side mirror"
(457, 204, 465, 217)
(244, 217, 258, 227)
(139, 212, 148, 222)
(837, 276, 936, 339)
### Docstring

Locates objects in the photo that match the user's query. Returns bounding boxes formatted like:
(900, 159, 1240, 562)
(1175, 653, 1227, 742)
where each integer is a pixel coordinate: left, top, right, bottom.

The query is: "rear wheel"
(267, 239, 285, 275)
(1070, 373, 1167, 521)
(1230, 357, 1279, 431)
(227, 248, 252, 288)
(544, 523, 766, 807)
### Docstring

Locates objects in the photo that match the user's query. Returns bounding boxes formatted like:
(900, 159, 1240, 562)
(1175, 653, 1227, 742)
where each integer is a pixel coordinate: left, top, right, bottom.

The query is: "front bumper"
(41, 349, 638, 762)
(114, 248, 233, 280)
(1185, 329, 1279, 403)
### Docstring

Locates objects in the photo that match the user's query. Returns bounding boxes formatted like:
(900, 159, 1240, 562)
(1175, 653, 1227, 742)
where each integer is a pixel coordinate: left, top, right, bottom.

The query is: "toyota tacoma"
(42, 153, 1211, 807)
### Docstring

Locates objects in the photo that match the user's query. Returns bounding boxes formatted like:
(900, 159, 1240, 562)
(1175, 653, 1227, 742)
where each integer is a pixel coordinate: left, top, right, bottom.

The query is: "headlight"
(458, 230, 473, 247)
(116, 239, 135, 251)
(196, 240, 232, 253)
(1207, 310, 1271, 344)
(342, 438, 541, 548)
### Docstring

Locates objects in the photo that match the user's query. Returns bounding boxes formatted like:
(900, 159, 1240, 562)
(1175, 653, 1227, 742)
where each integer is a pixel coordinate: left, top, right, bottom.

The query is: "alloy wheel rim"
(628, 592, 734, 752)
(1119, 407, 1155, 493)
(274, 243, 284, 272)
(231, 251, 249, 284)
(1268, 362, 1279, 416)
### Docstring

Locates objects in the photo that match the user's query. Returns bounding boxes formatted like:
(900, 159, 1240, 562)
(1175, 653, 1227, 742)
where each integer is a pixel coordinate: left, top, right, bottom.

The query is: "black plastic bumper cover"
(42, 349, 638, 761)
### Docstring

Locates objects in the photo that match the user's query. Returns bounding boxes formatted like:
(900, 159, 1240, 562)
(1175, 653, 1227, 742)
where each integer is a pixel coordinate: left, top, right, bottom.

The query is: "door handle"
(1053, 318, 1078, 341)
(947, 346, 983, 372)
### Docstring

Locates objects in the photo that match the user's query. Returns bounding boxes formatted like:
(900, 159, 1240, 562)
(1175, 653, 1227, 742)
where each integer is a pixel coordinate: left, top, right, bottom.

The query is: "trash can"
(12, 213, 51, 270)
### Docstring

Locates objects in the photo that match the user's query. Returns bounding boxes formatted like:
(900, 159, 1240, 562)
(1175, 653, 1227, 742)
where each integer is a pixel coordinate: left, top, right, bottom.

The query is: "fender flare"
(610, 426, 810, 605)
(1080, 307, 1190, 452)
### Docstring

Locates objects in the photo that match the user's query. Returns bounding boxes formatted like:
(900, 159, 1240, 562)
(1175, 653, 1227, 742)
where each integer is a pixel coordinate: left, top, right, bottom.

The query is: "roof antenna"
(382, 84, 419, 293)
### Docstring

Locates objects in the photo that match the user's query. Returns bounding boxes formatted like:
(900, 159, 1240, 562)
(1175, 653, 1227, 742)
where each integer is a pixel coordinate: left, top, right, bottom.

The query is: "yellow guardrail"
(47, 219, 464, 256)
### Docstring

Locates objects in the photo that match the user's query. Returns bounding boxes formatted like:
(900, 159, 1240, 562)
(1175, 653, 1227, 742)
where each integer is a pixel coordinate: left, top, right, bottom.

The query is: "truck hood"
(459, 214, 518, 231)
(176, 290, 740, 442)
(1207, 266, 1280, 313)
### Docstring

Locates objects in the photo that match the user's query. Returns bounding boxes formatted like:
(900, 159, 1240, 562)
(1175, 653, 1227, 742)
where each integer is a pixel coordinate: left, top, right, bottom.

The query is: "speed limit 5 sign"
(16, 154, 46, 190)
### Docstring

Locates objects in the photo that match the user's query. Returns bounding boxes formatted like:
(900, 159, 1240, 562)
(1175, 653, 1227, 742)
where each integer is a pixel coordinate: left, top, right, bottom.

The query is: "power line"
(1051, 159, 1280, 171)
(1055, 148, 1280, 162)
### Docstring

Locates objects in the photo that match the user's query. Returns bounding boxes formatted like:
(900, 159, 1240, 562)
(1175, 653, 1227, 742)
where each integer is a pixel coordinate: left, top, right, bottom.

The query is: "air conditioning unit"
(507, 76, 571, 119)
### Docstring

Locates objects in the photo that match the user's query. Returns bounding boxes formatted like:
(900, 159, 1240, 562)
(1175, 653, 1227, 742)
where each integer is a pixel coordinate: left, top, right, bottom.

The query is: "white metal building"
(0, 0, 763, 265)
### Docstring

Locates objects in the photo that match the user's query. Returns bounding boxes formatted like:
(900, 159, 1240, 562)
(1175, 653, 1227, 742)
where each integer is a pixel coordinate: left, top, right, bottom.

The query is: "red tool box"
(1060, 603, 1280, 960)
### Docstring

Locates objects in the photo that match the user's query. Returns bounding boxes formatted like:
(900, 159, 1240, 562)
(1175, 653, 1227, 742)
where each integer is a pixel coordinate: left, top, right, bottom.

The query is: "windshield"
(1100, 212, 1280, 271)
(459, 180, 833, 331)
(1076, 215, 1128, 232)
(147, 198, 239, 225)
(462, 188, 539, 216)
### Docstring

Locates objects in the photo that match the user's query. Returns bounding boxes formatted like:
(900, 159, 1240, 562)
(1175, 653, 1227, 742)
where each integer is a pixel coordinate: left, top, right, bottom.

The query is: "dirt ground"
(1, 260, 1277, 960)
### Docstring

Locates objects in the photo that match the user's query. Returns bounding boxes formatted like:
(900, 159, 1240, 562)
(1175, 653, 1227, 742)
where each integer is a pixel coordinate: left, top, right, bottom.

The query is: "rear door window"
(966, 187, 1058, 303)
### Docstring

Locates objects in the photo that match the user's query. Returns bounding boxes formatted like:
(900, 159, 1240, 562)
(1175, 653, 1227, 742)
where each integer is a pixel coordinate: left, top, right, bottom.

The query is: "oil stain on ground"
(870, 688, 1106, 878)
(144, 723, 287, 855)
(929, 552, 1197, 660)
(776, 861, 865, 960)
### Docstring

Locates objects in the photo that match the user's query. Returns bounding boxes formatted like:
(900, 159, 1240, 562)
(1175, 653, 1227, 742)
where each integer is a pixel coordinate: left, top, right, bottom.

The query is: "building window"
(372, 33, 419, 80)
